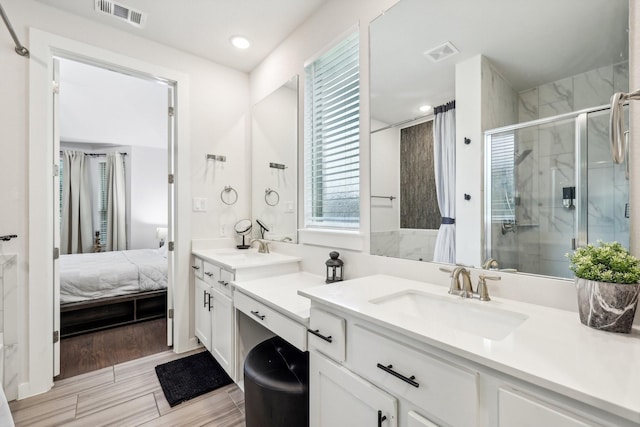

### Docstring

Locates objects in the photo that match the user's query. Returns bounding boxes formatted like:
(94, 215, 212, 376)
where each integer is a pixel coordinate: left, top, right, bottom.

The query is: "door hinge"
(168, 106, 175, 117)
(168, 174, 175, 184)
(168, 308, 174, 319)
(168, 241, 174, 251)
(53, 330, 59, 343)
(53, 247, 60, 260)
(52, 81, 60, 94)
(53, 164, 59, 177)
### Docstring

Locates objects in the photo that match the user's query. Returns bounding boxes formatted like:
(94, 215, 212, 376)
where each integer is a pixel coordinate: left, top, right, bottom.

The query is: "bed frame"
(60, 289, 167, 338)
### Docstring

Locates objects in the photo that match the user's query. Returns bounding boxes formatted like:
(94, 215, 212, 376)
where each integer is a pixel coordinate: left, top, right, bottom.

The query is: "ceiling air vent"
(94, 0, 147, 28)
(423, 41, 459, 63)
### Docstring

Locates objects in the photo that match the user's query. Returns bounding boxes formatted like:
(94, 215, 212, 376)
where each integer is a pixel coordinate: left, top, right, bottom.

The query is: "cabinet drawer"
(202, 261, 221, 286)
(216, 268, 234, 297)
(498, 388, 594, 427)
(234, 290, 307, 351)
(351, 325, 478, 427)
(191, 257, 204, 280)
(308, 308, 345, 362)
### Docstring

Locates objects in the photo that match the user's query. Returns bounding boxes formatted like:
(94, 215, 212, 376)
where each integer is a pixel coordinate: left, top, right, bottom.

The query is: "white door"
(211, 288, 233, 377)
(166, 83, 176, 347)
(309, 352, 398, 427)
(194, 278, 212, 351)
(52, 57, 61, 377)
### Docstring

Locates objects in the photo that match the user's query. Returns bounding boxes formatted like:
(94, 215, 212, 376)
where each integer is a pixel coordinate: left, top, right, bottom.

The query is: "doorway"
(52, 56, 176, 378)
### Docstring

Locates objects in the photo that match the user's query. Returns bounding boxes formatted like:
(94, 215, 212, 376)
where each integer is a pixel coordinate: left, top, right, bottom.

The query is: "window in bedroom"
(304, 31, 360, 229)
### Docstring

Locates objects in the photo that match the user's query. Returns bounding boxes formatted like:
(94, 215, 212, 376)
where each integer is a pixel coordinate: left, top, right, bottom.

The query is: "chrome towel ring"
(610, 89, 640, 164)
(221, 185, 238, 205)
(265, 188, 280, 206)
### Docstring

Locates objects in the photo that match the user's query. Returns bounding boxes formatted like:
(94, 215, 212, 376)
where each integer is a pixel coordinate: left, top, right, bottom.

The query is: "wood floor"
(9, 348, 246, 427)
(58, 318, 171, 380)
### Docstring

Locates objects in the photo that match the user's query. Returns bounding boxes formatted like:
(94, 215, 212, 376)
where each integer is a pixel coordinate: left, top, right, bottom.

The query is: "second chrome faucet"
(439, 266, 500, 301)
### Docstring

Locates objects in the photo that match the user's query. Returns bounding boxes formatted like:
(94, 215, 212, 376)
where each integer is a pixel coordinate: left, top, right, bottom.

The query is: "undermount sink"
(198, 249, 301, 269)
(370, 290, 528, 341)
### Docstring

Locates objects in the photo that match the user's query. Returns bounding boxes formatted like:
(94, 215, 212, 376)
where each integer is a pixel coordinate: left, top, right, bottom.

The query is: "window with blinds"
(304, 31, 360, 228)
(490, 131, 516, 222)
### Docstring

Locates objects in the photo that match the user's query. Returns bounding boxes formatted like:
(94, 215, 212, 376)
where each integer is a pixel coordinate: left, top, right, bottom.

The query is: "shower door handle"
(571, 238, 576, 250)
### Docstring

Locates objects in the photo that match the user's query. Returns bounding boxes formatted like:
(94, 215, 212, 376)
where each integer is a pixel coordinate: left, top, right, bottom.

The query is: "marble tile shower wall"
(371, 229, 438, 262)
(0, 254, 17, 401)
(511, 61, 629, 277)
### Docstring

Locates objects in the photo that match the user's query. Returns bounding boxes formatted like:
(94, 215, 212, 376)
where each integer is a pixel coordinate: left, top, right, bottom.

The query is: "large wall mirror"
(370, 0, 629, 278)
(251, 76, 299, 243)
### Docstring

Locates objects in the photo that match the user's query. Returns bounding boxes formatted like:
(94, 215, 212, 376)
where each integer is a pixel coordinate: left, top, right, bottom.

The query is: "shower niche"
(485, 105, 630, 278)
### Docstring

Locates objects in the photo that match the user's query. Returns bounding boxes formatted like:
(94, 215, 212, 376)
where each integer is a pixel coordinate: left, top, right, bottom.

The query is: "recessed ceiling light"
(419, 105, 432, 113)
(230, 36, 250, 49)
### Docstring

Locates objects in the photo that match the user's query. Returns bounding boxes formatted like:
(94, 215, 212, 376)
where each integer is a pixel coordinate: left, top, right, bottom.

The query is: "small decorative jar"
(325, 251, 344, 284)
(575, 278, 639, 333)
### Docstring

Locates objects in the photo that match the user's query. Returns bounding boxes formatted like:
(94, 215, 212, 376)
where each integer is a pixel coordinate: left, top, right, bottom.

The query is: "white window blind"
(490, 131, 516, 222)
(304, 31, 360, 228)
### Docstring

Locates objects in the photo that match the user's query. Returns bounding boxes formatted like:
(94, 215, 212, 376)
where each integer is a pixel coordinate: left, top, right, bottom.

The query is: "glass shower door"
(484, 106, 629, 279)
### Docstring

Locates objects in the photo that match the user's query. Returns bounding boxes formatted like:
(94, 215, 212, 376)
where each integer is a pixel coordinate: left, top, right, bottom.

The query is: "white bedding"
(60, 248, 168, 304)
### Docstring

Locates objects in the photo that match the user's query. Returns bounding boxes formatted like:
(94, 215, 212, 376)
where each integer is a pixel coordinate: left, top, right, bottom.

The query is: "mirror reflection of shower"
(485, 105, 630, 279)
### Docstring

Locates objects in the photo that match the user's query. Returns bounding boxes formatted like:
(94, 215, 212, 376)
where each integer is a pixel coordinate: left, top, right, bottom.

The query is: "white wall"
(130, 146, 168, 249)
(1, 0, 250, 399)
(370, 120, 400, 232)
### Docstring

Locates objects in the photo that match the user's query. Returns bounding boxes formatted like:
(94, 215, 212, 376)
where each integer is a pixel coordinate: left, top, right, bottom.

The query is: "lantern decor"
(325, 251, 344, 283)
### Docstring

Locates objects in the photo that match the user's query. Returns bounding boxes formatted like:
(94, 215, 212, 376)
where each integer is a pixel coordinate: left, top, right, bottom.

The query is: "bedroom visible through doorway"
(53, 56, 175, 379)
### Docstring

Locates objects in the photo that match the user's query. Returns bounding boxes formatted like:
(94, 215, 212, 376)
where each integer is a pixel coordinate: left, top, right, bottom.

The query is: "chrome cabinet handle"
(204, 271, 214, 277)
(218, 280, 229, 287)
(208, 293, 213, 312)
(308, 329, 333, 343)
(250, 310, 265, 320)
(203, 290, 210, 308)
(378, 410, 387, 427)
(191, 265, 200, 270)
(376, 363, 419, 388)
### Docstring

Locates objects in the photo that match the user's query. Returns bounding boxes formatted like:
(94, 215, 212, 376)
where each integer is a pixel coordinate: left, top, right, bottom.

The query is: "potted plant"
(567, 241, 640, 333)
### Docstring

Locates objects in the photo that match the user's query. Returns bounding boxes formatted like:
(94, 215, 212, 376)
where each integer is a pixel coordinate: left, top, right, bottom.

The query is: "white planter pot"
(575, 278, 639, 333)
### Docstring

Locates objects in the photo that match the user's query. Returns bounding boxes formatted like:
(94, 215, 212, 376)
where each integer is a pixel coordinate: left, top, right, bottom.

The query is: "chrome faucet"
(250, 239, 270, 253)
(439, 267, 500, 301)
(440, 266, 473, 297)
(482, 258, 499, 270)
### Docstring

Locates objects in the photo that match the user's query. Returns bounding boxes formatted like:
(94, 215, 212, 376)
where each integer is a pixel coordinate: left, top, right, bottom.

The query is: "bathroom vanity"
(191, 247, 302, 379)
(299, 275, 640, 427)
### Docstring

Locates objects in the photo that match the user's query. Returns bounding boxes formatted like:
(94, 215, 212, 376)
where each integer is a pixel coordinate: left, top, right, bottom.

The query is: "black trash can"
(244, 336, 309, 427)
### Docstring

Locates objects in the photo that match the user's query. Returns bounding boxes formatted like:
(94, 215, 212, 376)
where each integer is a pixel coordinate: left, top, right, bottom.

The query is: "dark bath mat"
(155, 351, 233, 407)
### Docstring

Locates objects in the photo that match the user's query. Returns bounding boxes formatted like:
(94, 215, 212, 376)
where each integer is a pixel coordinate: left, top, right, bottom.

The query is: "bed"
(59, 247, 168, 337)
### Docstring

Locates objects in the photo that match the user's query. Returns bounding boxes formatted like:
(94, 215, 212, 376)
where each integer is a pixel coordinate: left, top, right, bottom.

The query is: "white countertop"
(192, 248, 301, 271)
(233, 272, 326, 324)
(298, 274, 640, 424)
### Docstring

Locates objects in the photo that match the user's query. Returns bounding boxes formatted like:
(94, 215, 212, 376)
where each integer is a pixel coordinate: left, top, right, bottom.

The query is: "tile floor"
(9, 349, 246, 427)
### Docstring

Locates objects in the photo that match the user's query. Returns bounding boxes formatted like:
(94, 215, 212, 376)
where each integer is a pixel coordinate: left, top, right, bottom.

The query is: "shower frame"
(483, 103, 614, 272)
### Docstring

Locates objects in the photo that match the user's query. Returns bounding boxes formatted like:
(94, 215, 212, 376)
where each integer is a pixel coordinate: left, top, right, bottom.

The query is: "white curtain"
(61, 151, 93, 254)
(106, 152, 127, 251)
(433, 101, 456, 264)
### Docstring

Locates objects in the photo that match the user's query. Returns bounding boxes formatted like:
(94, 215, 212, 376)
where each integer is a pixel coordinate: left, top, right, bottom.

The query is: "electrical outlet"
(192, 197, 207, 212)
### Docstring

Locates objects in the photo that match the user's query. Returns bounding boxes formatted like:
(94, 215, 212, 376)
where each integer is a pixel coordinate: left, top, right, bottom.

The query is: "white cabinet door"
(499, 388, 593, 427)
(310, 352, 397, 427)
(195, 277, 212, 351)
(211, 288, 234, 378)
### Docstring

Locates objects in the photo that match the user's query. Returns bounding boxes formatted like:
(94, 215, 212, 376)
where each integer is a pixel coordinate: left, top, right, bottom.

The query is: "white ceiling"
(34, 0, 326, 72)
(370, 0, 629, 127)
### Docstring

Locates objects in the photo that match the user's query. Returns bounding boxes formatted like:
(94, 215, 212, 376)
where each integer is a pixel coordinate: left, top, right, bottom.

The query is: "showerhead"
(515, 149, 532, 165)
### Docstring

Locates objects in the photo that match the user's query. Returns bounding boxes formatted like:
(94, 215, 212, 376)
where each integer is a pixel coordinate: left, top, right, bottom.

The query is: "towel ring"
(265, 188, 280, 206)
(221, 185, 238, 205)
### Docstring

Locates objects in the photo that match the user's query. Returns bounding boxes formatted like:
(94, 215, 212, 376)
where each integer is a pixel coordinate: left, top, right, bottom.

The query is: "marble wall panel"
(400, 121, 439, 229)
(0, 255, 17, 401)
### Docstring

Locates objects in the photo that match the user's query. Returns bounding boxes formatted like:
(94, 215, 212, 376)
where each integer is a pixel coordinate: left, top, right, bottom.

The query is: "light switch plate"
(192, 197, 207, 212)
